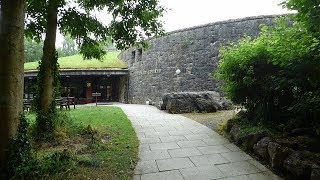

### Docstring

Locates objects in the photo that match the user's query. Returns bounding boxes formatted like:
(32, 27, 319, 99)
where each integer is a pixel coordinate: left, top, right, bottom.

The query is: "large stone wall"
(119, 15, 279, 105)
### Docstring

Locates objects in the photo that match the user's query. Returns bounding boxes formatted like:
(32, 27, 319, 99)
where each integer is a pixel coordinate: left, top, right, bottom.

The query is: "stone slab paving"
(116, 104, 282, 180)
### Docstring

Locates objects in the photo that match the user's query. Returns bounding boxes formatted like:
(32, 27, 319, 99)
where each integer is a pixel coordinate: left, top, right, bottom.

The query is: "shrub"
(5, 114, 34, 179)
(216, 18, 320, 130)
(39, 150, 77, 176)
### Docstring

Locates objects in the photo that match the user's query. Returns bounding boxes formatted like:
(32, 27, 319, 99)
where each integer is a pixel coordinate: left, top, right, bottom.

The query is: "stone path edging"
(116, 104, 281, 180)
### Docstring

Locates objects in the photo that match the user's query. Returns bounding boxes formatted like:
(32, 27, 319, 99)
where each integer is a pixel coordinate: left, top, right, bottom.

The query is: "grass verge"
(25, 106, 139, 179)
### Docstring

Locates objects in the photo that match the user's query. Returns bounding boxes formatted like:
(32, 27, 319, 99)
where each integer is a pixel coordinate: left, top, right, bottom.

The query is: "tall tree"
(24, 37, 43, 62)
(0, 0, 26, 167)
(25, 0, 164, 136)
(57, 35, 78, 57)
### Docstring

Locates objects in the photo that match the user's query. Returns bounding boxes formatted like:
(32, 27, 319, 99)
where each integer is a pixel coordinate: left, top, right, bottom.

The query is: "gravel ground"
(182, 110, 235, 132)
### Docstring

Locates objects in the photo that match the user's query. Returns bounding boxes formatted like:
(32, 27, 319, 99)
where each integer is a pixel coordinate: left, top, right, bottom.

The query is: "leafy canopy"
(24, 38, 43, 62)
(283, 0, 320, 34)
(57, 35, 78, 57)
(25, 0, 164, 59)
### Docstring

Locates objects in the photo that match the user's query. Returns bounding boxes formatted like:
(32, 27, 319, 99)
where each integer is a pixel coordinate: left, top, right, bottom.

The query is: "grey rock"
(284, 151, 320, 179)
(276, 136, 320, 153)
(239, 132, 265, 151)
(194, 97, 218, 112)
(229, 124, 241, 143)
(268, 142, 292, 169)
(225, 120, 236, 133)
(162, 91, 231, 114)
(253, 137, 271, 160)
(311, 164, 320, 180)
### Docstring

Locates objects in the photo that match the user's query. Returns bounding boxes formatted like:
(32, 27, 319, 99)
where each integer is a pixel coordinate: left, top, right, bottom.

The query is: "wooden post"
(96, 94, 98, 106)
(92, 92, 101, 106)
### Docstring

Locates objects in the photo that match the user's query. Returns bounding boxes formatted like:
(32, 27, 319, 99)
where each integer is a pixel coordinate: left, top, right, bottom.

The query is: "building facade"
(119, 15, 278, 105)
(24, 15, 280, 105)
(24, 69, 128, 104)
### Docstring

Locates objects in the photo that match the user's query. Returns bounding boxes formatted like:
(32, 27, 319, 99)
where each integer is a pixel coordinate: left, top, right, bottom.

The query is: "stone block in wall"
(161, 91, 232, 114)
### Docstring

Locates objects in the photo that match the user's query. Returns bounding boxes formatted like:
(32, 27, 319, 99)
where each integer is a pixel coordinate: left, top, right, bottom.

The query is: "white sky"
(160, 0, 289, 32)
(56, 0, 290, 47)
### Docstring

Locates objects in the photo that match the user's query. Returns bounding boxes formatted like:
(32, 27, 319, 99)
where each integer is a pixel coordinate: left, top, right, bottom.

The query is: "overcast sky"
(56, 0, 290, 47)
(159, 0, 290, 32)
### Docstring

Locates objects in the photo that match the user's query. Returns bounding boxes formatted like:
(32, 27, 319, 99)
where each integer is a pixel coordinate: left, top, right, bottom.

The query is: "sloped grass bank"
(24, 51, 126, 70)
(25, 106, 139, 179)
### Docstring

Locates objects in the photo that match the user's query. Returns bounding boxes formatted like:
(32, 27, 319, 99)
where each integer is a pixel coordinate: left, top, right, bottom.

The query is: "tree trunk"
(40, 0, 58, 110)
(0, 0, 25, 166)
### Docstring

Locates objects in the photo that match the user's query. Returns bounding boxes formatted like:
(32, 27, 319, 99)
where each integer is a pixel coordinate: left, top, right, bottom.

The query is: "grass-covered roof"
(24, 51, 127, 71)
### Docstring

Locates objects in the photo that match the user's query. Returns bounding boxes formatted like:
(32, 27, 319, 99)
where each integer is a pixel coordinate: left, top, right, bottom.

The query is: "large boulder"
(161, 91, 232, 114)
(166, 98, 198, 113)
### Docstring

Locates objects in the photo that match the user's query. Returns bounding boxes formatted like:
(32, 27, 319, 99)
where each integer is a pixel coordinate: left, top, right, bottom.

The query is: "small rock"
(229, 124, 241, 143)
(268, 142, 292, 169)
(284, 151, 320, 179)
(311, 164, 320, 180)
(225, 120, 236, 133)
(159, 100, 166, 110)
(254, 137, 271, 160)
(240, 132, 265, 151)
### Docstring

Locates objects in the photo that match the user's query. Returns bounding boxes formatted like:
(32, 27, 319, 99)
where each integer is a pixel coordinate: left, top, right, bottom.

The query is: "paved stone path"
(117, 104, 281, 180)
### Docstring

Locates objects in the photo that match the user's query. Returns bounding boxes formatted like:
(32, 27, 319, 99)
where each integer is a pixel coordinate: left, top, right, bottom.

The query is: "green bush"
(5, 114, 34, 179)
(39, 150, 77, 176)
(32, 111, 83, 141)
(216, 18, 320, 130)
(3, 114, 78, 179)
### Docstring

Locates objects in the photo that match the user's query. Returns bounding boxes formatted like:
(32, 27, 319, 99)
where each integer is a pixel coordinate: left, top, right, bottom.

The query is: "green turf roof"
(24, 51, 127, 71)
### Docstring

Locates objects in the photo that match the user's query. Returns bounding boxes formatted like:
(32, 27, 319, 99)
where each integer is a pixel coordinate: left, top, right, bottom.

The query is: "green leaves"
(26, 0, 164, 59)
(58, 7, 109, 59)
(108, 0, 164, 49)
(79, 38, 106, 60)
(216, 16, 320, 126)
(284, 0, 320, 34)
(24, 38, 43, 62)
(59, 7, 109, 41)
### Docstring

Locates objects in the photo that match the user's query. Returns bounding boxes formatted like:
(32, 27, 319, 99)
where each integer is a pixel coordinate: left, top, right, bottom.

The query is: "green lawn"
(24, 51, 127, 71)
(25, 106, 139, 179)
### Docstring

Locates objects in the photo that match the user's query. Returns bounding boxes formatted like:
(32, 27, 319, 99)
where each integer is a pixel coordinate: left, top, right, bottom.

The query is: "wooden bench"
(23, 99, 33, 111)
(23, 97, 76, 111)
(58, 97, 76, 110)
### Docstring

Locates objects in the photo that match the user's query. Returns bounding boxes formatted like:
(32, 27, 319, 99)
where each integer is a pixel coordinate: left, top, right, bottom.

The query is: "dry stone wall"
(119, 15, 279, 105)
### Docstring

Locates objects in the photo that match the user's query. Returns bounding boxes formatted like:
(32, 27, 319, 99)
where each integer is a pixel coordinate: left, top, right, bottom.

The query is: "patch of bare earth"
(183, 110, 235, 132)
(35, 130, 110, 155)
